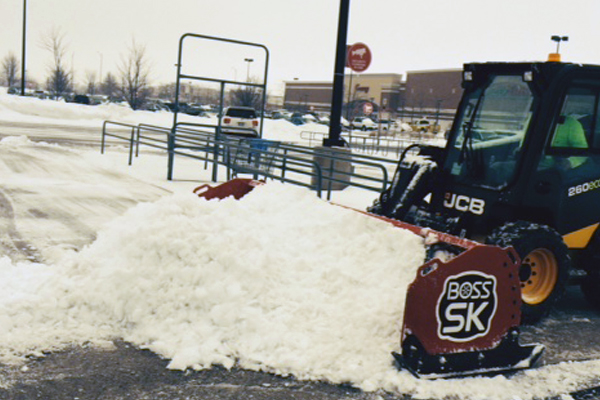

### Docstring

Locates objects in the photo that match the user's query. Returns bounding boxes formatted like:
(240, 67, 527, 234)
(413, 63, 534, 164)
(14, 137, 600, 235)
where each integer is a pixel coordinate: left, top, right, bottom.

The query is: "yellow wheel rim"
(520, 248, 558, 305)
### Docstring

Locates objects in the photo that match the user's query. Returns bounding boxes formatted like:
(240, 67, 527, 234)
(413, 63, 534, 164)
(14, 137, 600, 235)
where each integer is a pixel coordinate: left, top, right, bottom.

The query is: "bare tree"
(118, 39, 151, 110)
(40, 28, 72, 98)
(100, 72, 119, 100)
(84, 70, 97, 95)
(2, 53, 19, 88)
(229, 79, 262, 109)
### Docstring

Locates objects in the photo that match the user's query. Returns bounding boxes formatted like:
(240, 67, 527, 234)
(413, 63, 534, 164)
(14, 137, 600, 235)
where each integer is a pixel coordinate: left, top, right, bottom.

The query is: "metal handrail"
(101, 120, 400, 199)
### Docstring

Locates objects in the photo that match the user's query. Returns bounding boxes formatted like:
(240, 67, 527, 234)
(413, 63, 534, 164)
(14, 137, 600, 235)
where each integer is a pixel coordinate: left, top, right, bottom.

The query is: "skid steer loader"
(370, 60, 600, 326)
(193, 60, 600, 378)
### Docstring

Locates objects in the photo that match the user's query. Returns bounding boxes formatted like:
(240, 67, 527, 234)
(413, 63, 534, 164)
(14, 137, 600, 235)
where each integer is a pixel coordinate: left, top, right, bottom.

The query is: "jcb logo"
(443, 193, 485, 215)
(436, 271, 497, 342)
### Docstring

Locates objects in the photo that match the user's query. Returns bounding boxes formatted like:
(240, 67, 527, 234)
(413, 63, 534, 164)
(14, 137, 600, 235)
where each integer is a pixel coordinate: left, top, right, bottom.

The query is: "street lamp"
(20, 0, 27, 96)
(244, 58, 254, 82)
(98, 52, 103, 83)
(551, 35, 569, 53)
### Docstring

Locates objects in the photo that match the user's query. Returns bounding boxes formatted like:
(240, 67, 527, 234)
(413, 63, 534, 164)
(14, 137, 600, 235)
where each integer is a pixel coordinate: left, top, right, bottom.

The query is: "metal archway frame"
(168, 33, 270, 181)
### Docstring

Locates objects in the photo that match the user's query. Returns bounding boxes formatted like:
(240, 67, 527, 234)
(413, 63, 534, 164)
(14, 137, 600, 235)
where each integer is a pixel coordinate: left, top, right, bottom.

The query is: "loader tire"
(486, 221, 571, 324)
(581, 271, 600, 311)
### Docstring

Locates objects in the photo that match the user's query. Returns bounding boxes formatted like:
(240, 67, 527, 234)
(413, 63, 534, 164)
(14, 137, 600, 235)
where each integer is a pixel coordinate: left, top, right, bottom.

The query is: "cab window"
(549, 87, 594, 150)
(540, 84, 600, 176)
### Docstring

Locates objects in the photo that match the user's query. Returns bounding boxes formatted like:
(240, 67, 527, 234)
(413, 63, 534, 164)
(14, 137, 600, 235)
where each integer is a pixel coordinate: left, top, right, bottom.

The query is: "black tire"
(581, 270, 600, 310)
(486, 221, 571, 324)
(579, 234, 600, 311)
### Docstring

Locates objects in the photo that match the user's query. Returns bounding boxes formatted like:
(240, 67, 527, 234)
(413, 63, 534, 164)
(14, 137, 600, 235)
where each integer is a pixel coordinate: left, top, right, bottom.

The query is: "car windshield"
(226, 108, 257, 119)
(445, 74, 535, 189)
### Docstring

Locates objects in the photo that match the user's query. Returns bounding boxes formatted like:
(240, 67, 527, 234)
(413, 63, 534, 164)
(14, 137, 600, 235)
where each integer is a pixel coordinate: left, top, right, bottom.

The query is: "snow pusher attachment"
(194, 179, 544, 378)
(391, 237, 545, 378)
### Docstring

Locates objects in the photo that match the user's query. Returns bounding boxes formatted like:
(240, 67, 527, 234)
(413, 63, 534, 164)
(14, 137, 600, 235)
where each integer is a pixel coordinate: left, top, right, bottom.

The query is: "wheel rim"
(520, 248, 558, 305)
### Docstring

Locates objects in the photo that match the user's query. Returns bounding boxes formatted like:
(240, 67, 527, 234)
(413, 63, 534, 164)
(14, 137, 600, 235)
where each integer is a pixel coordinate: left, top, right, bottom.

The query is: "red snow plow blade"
(194, 179, 544, 378)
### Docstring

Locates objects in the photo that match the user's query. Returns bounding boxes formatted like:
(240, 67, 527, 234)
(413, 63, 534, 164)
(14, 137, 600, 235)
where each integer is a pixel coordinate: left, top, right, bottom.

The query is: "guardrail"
(300, 130, 440, 157)
(101, 121, 400, 200)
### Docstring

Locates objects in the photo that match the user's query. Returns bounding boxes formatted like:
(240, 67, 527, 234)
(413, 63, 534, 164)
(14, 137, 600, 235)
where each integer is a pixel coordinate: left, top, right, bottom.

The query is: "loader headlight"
(523, 71, 533, 82)
(463, 71, 473, 81)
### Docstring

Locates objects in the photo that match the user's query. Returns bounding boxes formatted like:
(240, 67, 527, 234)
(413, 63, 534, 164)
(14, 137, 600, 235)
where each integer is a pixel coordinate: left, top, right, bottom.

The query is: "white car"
(351, 117, 377, 131)
(220, 106, 260, 137)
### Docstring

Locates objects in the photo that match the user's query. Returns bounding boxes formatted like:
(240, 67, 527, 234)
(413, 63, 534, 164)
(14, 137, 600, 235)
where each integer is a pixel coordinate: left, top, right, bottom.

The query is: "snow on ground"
(0, 93, 600, 399)
(0, 90, 327, 146)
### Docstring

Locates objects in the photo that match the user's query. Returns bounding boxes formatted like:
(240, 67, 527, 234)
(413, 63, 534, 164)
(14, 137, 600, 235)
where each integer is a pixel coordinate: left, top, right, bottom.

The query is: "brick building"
(283, 69, 463, 121)
(283, 73, 403, 115)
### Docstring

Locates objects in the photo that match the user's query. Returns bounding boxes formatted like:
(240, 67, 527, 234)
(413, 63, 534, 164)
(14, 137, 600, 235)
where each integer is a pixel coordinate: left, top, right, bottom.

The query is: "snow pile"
(0, 93, 136, 126)
(0, 92, 319, 144)
(0, 182, 426, 381)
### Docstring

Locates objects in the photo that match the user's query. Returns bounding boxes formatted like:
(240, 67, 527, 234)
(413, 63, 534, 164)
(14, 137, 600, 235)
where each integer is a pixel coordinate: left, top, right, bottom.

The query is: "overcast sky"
(2, 0, 600, 96)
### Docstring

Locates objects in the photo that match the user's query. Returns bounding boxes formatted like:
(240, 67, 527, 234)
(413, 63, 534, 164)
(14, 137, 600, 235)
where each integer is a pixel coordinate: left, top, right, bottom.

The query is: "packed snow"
(0, 92, 599, 399)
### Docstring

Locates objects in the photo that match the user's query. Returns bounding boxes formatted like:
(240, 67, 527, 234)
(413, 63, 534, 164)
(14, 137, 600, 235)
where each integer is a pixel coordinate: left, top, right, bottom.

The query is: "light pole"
(551, 35, 569, 54)
(98, 52, 103, 83)
(20, 0, 27, 96)
(244, 58, 254, 82)
(325, 0, 350, 147)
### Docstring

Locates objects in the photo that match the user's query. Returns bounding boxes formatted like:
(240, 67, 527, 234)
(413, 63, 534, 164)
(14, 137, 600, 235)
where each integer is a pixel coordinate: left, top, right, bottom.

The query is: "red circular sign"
(347, 42, 372, 73)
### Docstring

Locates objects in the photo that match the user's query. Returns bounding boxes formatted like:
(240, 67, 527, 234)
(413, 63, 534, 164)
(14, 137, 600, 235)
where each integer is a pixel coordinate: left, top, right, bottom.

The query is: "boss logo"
(436, 271, 497, 342)
(443, 193, 485, 215)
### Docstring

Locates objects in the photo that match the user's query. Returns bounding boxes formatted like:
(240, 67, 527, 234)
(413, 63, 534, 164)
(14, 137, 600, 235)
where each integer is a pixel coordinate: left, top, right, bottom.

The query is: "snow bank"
(0, 92, 318, 144)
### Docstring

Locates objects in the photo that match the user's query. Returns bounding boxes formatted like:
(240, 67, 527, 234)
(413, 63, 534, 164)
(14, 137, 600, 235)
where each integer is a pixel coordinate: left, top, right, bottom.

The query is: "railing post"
(101, 121, 107, 154)
(135, 125, 141, 158)
(281, 148, 288, 179)
(128, 127, 135, 166)
(326, 158, 335, 200)
(212, 82, 226, 182)
(167, 126, 175, 180)
(314, 163, 322, 198)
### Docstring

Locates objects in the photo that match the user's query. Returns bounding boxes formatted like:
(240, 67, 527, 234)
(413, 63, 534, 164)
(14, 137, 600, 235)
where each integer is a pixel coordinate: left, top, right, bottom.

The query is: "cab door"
(530, 82, 600, 246)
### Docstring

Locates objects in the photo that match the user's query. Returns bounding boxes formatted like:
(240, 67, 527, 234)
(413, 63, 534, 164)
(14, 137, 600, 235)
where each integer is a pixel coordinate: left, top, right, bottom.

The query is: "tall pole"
(20, 0, 27, 96)
(324, 0, 350, 147)
(244, 58, 254, 82)
(98, 52, 103, 83)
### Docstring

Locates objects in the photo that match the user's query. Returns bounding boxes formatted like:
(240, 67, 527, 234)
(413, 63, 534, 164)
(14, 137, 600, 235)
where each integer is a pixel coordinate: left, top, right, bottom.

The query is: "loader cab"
(437, 62, 600, 237)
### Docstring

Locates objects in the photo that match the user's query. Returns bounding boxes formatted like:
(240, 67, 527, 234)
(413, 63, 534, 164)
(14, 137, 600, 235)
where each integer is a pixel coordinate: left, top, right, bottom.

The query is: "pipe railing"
(101, 121, 399, 199)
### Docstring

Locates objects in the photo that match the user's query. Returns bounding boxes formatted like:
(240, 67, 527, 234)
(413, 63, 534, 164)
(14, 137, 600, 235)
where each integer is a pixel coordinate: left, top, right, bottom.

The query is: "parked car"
(288, 112, 306, 126)
(220, 106, 260, 137)
(341, 117, 351, 130)
(143, 99, 170, 112)
(271, 109, 292, 120)
(351, 117, 377, 131)
(303, 113, 319, 124)
(378, 119, 399, 131)
(317, 114, 330, 126)
(72, 94, 91, 105)
(409, 118, 441, 134)
(185, 103, 207, 116)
